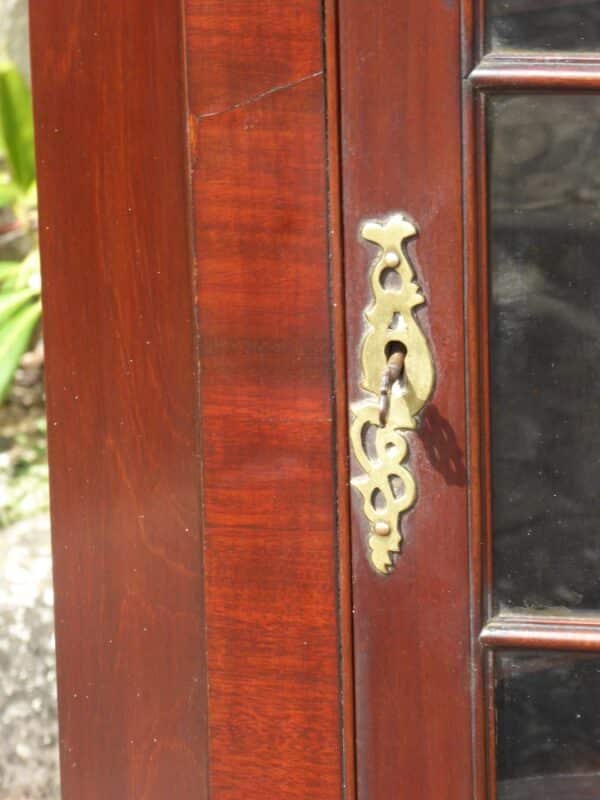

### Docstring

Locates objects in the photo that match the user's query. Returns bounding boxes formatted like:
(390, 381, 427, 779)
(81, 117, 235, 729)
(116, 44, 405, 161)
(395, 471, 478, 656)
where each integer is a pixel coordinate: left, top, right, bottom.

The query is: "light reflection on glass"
(487, 0, 600, 53)
(489, 94, 600, 611)
(497, 651, 600, 800)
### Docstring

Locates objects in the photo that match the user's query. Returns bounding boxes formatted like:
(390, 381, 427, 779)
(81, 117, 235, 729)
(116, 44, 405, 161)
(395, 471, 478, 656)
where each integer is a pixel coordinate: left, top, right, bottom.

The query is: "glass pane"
(487, 1, 600, 53)
(497, 651, 600, 799)
(489, 95, 600, 611)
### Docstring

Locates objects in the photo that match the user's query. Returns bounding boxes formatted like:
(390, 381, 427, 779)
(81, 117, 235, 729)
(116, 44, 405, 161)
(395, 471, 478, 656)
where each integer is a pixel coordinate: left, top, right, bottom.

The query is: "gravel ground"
(0, 354, 58, 800)
(0, 514, 60, 799)
(0, 10, 58, 787)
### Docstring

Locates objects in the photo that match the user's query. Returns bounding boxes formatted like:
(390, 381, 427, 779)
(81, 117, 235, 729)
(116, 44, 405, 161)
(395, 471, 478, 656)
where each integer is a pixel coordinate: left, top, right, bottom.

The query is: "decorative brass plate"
(350, 213, 435, 574)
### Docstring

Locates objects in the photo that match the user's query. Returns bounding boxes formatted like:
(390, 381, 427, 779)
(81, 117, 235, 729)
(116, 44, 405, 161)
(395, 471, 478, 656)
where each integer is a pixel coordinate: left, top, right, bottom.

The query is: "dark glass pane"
(497, 651, 600, 799)
(487, 1, 600, 53)
(489, 95, 600, 611)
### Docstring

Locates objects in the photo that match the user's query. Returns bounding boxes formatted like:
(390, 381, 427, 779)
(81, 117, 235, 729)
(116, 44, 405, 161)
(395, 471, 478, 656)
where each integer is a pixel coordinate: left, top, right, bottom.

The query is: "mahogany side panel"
(185, 3, 347, 798)
(29, 2, 208, 799)
(338, 2, 473, 798)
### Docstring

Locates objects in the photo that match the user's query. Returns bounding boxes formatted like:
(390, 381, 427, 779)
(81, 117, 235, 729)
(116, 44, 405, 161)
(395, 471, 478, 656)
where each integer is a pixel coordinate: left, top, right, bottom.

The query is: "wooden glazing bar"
(481, 615, 600, 651)
(470, 55, 600, 90)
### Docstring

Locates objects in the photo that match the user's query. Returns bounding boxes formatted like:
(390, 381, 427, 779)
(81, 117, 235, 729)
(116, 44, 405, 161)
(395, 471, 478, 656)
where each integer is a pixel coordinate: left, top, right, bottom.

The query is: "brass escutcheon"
(350, 213, 435, 574)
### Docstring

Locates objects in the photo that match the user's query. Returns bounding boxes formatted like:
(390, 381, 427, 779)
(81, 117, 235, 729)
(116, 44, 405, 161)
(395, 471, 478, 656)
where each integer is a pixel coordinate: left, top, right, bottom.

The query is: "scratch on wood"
(194, 71, 324, 121)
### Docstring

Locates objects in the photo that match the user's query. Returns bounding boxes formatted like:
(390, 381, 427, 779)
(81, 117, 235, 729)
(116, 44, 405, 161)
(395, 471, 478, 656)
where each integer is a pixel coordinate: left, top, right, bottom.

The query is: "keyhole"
(385, 340, 407, 360)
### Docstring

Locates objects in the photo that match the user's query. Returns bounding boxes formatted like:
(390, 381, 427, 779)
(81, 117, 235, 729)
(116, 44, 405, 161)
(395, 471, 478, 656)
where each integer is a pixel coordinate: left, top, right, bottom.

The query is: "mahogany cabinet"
(29, 0, 600, 798)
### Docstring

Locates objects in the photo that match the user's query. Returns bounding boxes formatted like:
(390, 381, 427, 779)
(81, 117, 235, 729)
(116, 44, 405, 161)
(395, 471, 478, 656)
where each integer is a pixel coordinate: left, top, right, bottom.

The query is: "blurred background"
(0, 1, 59, 798)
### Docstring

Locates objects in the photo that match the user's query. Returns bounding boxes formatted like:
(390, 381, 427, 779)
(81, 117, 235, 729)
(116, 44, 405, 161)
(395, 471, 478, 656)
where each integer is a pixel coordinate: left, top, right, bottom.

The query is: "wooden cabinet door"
(30, 1, 600, 799)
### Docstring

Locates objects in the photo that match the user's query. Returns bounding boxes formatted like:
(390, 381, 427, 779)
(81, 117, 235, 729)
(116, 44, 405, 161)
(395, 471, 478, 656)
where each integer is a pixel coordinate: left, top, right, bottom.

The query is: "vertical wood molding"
(29, 2, 208, 798)
(184, 1, 348, 798)
(324, 0, 357, 795)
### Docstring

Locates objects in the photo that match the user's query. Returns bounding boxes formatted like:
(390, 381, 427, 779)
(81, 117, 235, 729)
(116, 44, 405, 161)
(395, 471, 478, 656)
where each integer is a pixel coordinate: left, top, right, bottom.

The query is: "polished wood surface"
(338, 1, 473, 798)
(463, 49, 495, 800)
(324, 0, 356, 794)
(34, 2, 600, 798)
(185, 2, 348, 798)
(29, 2, 208, 798)
(482, 615, 600, 652)
(471, 55, 600, 89)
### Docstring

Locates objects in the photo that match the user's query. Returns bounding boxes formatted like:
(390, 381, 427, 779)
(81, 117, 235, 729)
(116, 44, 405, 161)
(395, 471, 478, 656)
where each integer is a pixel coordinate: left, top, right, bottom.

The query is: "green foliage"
(0, 61, 40, 403)
(0, 60, 35, 192)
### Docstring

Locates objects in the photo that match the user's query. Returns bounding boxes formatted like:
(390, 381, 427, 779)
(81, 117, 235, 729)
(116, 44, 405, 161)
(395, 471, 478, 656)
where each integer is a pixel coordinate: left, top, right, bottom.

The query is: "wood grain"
(338, 1, 474, 798)
(185, 2, 348, 798)
(29, 2, 207, 798)
(324, 0, 357, 795)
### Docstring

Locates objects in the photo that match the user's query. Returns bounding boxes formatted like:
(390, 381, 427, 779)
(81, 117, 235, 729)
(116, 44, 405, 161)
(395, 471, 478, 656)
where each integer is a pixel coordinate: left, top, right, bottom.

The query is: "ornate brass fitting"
(350, 213, 435, 574)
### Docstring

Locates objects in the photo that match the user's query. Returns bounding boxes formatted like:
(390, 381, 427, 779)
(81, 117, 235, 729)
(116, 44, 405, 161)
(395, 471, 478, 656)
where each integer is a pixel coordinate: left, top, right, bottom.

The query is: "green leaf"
(23, 180, 37, 209)
(0, 252, 41, 294)
(0, 299, 41, 402)
(0, 287, 36, 325)
(0, 260, 23, 287)
(13, 248, 40, 291)
(0, 178, 19, 208)
(0, 61, 35, 192)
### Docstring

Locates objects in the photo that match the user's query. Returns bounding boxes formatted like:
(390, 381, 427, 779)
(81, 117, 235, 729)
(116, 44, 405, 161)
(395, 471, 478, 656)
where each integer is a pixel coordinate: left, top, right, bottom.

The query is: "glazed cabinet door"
(340, 1, 600, 799)
(30, 0, 600, 799)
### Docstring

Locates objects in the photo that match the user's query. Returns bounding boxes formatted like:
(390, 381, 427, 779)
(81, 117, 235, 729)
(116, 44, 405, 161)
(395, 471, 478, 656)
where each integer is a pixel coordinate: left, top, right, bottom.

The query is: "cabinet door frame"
(337, 1, 475, 798)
